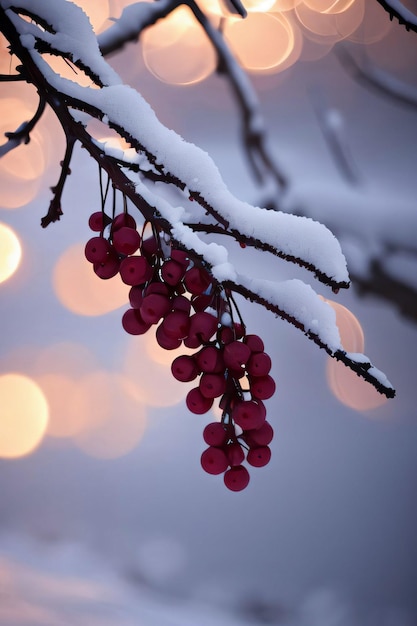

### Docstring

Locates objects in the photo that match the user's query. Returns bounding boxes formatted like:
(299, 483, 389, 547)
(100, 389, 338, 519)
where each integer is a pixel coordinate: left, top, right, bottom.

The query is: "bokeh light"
(35, 373, 86, 439)
(347, 0, 391, 44)
(0, 223, 22, 284)
(302, 0, 356, 14)
(224, 12, 295, 73)
(324, 299, 388, 413)
(0, 373, 49, 458)
(244, 0, 277, 13)
(142, 6, 217, 85)
(73, 0, 111, 33)
(53, 243, 128, 316)
(123, 334, 194, 407)
(295, 0, 364, 41)
(72, 371, 147, 459)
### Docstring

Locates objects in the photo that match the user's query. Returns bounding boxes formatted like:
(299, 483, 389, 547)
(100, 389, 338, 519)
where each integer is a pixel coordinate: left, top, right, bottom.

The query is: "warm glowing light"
(244, 0, 277, 12)
(324, 299, 387, 413)
(326, 360, 388, 412)
(33, 342, 98, 379)
(73, 0, 111, 33)
(324, 299, 364, 352)
(347, 0, 391, 44)
(0, 373, 49, 458)
(295, 0, 364, 40)
(302, 0, 356, 14)
(53, 243, 128, 316)
(0, 223, 22, 284)
(142, 6, 217, 85)
(35, 374, 85, 438)
(224, 12, 295, 72)
(274, 0, 303, 8)
(72, 371, 147, 459)
(124, 335, 194, 407)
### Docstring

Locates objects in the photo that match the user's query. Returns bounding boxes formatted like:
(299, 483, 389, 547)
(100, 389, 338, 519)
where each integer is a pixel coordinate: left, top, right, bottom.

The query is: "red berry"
(184, 267, 212, 295)
(203, 422, 228, 447)
(223, 341, 251, 371)
(186, 388, 213, 414)
(171, 249, 189, 266)
(171, 355, 199, 382)
(224, 465, 250, 491)
(226, 442, 245, 466)
(199, 373, 227, 399)
(244, 334, 264, 353)
(172, 295, 191, 314)
(129, 285, 144, 309)
(122, 308, 152, 335)
(140, 293, 171, 324)
(119, 256, 153, 286)
(201, 446, 229, 475)
(247, 446, 271, 468)
(155, 323, 182, 350)
(93, 251, 120, 279)
(88, 211, 110, 232)
(112, 226, 141, 255)
(247, 352, 272, 377)
(250, 375, 276, 400)
(161, 259, 185, 286)
(144, 281, 170, 297)
(244, 420, 274, 446)
(195, 346, 224, 373)
(112, 212, 137, 231)
(233, 323, 245, 339)
(85, 237, 111, 263)
(217, 326, 235, 345)
(232, 400, 266, 430)
(184, 335, 203, 349)
(141, 234, 159, 257)
(191, 294, 212, 312)
(188, 312, 218, 344)
(162, 311, 190, 339)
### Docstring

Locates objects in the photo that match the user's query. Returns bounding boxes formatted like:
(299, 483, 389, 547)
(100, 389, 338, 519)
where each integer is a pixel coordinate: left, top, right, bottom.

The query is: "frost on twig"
(0, 0, 395, 398)
(375, 0, 417, 33)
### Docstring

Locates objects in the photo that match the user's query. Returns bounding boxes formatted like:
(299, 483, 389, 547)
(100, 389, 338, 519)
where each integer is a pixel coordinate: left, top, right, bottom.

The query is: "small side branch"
(0, 94, 46, 157)
(41, 134, 76, 227)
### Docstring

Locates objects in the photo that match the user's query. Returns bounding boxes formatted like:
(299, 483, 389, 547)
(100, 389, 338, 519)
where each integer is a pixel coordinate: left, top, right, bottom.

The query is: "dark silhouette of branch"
(374, 0, 417, 33)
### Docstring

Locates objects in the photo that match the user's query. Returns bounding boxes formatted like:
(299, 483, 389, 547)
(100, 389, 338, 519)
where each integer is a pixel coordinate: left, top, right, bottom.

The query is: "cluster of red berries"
(85, 208, 276, 491)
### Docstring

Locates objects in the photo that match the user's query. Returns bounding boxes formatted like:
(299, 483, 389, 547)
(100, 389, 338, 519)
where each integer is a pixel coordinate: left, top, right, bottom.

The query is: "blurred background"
(0, 1, 416, 624)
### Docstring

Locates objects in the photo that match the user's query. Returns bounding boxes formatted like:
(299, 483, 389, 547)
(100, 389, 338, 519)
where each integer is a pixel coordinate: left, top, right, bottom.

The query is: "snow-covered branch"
(375, 0, 417, 33)
(0, 0, 395, 401)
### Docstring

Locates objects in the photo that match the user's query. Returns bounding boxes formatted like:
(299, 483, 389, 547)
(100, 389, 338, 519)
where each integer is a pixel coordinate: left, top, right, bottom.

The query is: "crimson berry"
(250, 375, 276, 400)
(223, 341, 251, 371)
(88, 211, 111, 232)
(85, 237, 111, 263)
(129, 285, 144, 309)
(93, 252, 120, 279)
(191, 294, 213, 312)
(199, 373, 227, 399)
(155, 323, 182, 350)
(244, 420, 274, 446)
(162, 311, 190, 339)
(247, 446, 271, 468)
(172, 295, 191, 314)
(247, 352, 272, 377)
(171, 249, 189, 266)
(201, 446, 229, 475)
(195, 346, 225, 373)
(112, 226, 141, 255)
(226, 442, 245, 466)
(141, 235, 159, 257)
(244, 334, 264, 353)
(140, 293, 171, 324)
(171, 355, 199, 382)
(161, 259, 185, 286)
(224, 465, 250, 491)
(203, 422, 228, 447)
(119, 256, 153, 286)
(122, 308, 152, 335)
(217, 326, 235, 345)
(186, 387, 213, 414)
(233, 400, 266, 430)
(188, 312, 218, 344)
(144, 281, 170, 297)
(112, 212, 137, 231)
(184, 267, 212, 295)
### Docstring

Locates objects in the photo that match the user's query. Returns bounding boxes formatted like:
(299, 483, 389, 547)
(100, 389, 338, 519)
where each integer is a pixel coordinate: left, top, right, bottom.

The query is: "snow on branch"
(375, 0, 417, 33)
(0, 0, 395, 398)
